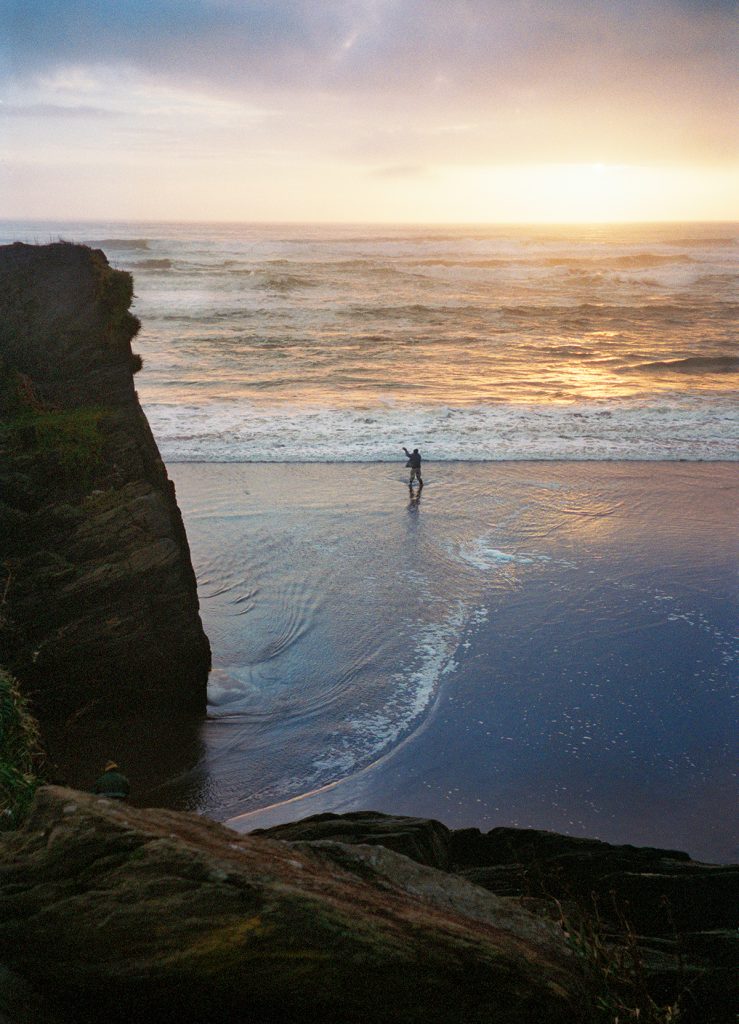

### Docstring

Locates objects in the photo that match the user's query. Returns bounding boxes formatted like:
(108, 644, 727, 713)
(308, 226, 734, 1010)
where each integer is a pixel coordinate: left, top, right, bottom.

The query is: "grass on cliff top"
(0, 668, 42, 829)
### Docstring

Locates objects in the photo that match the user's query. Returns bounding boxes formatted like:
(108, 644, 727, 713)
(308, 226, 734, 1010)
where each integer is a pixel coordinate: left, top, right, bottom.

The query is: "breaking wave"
(144, 396, 739, 463)
(4, 217, 735, 465)
(626, 355, 739, 374)
(131, 258, 173, 270)
(88, 238, 151, 250)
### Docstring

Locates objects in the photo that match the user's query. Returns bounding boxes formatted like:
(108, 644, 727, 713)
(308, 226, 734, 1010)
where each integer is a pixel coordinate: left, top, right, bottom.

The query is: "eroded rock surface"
(0, 243, 210, 717)
(260, 812, 739, 1023)
(0, 788, 584, 1024)
(255, 809, 454, 869)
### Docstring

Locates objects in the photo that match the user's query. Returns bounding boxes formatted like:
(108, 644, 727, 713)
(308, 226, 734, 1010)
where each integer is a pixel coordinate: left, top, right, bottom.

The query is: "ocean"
(2, 220, 737, 461)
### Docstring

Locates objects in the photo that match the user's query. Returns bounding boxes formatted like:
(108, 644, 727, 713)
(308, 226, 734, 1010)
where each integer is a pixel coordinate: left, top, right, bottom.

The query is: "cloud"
(2, 0, 736, 180)
(0, 101, 121, 118)
(4, 0, 736, 95)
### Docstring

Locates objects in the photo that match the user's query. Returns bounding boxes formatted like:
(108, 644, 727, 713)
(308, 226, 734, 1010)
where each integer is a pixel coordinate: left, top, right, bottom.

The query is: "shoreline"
(160, 458, 739, 464)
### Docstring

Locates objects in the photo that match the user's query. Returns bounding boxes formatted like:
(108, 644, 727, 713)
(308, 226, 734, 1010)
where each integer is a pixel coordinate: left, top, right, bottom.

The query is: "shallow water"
(137, 461, 738, 862)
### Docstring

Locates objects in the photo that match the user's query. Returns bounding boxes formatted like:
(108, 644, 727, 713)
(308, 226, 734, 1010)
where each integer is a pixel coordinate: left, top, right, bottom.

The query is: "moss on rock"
(1, 406, 107, 494)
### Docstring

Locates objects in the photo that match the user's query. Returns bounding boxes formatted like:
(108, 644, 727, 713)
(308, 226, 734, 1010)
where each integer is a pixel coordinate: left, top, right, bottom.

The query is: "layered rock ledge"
(0, 787, 583, 1024)
(0, 242, 210, 718)
(258, 811, 738, 1023)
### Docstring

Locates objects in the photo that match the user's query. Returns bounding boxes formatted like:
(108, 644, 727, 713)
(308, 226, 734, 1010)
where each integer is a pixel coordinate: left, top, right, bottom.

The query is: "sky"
(2, 0, 738, 223)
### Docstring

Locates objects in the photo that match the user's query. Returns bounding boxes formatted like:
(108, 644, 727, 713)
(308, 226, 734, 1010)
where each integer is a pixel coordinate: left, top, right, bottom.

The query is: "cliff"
(0, 242, 210, 719)
(260, 812, 738, 1022)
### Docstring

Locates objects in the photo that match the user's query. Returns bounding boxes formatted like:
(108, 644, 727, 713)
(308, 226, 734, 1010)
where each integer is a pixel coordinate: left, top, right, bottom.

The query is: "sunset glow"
(3, 1, 738, 223)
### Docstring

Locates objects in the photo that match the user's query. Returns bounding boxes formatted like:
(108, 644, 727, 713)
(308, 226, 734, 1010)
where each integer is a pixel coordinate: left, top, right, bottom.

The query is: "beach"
(46, 460, 735, 863)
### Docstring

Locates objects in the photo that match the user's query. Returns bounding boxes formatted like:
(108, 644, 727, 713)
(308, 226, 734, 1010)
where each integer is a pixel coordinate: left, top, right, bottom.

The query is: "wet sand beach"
(166, 461, 737, 863)
(45, 461, 736, 861)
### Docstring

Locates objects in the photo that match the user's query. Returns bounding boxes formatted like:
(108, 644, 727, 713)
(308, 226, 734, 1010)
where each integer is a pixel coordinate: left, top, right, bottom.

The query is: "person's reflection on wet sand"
(408, 486, 422, 512)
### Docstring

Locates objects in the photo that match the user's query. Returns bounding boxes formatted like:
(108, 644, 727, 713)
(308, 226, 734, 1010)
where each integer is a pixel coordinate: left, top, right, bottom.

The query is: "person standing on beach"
(403, 446, 423, 488)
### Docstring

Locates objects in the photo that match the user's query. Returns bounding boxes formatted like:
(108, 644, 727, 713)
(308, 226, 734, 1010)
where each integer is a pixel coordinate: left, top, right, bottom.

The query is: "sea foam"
(144, 395, 739, 462)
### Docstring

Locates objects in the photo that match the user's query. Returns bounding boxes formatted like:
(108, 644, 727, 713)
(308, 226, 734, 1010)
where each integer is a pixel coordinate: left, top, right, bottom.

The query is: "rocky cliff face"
(1, 791, 735, 1024)
(0, 242, 210, 718)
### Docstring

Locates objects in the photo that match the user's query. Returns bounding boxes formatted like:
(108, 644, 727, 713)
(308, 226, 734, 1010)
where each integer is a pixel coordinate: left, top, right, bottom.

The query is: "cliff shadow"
(41, 709, 210, 813)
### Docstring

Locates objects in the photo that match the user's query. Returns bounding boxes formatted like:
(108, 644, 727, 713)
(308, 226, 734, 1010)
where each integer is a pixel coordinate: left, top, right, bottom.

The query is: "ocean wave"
(131, 258, 173, 270)
(542, 345, 597, 359)
(278, 232, 499, 244)
(159, 309, 265, 323)
(257, 259, 423, 280)
(404, 257, 513, 268)
(88, 238, 150, 250)
(694, 272, 739, 285)
(501, 301, 738, 321)
(254, 273, 317, 291)
(625, 355, 739, 375)
(668, 237, 736, 248)
(543, 253, 698, 268)
(340, 302, 485, 319)
(143, 396, 739, 463)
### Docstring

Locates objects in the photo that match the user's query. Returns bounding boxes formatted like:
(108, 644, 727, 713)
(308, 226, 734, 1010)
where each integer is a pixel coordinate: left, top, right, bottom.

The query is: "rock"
(253, 810, 453, 869)
(258, 812, 738, 1023)
(447, 826, 738, 936)
(0, 963, 66, 1024)
(0, 788, 585, 1024)
(0, 243, 210, 718)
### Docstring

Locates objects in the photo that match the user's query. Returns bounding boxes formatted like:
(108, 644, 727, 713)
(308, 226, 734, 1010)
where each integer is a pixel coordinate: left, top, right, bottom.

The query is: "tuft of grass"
(557, 894, 687, 1024)
(91, 252, 141, 339)
(1, 406, 107, 491)
(0, 668, 43, 829)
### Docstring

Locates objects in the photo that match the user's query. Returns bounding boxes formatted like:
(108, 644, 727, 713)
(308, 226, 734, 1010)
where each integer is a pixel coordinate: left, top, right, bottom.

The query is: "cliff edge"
(0, 242, 210, 718)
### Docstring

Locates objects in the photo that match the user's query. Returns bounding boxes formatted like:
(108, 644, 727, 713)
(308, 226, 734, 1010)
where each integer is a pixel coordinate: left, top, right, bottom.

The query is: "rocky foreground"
(1, 787, 580, 1024)
(0, 789, 736, 1024)
(261, 812, 738, 1020)
(0, 243, 210, 719)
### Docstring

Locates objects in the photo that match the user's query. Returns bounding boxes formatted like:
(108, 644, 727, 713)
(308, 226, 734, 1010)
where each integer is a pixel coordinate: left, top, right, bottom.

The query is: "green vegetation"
(1, 405, 108, 492)
(0, 668, 42, 829)
(91, 250, 141, 338)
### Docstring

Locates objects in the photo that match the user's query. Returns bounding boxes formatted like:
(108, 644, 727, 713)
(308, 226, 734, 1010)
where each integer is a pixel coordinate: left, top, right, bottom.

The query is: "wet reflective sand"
(181, 462, 736, 862)
(48, 462, 737, 862)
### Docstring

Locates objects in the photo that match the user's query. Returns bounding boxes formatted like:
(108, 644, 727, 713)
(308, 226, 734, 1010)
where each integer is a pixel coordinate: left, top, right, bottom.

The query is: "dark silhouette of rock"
(0, 788, 585, 1024)
(0, 243, 210, 718)
(259, 813, 738, 1023)
(254, 810, 453, 869)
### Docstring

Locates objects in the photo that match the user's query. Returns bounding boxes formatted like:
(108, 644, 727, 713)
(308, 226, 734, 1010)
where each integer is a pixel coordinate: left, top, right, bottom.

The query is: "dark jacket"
(404, 449, 422, 468)
(93, 769, 130, 799)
